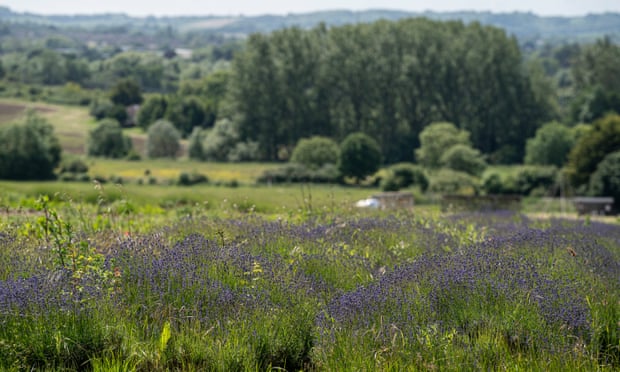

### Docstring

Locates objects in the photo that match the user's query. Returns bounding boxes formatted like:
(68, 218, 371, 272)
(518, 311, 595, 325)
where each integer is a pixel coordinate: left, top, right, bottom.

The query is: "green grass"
(86, 158, 282, 184)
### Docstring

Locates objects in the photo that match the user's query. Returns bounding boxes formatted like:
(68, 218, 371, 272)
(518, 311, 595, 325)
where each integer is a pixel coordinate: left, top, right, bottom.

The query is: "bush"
(86, 119, 133, 158)
(257, 163, 341, 184)
(146, 120, 181, 159)
(429, 169, 480, 195)
(137, 95, 168, 130)
(125, 150, 142, 161)
(290, 136, 340, 170)
(524, 121, 575, 167)
(228, 141, 260, 162)
(567, 113, 620, 188)
(439, 144, 487, 176)
(381, 163, 428, 192)
(177, 172, 209, 186)
(339, 132, 382, 183)
(188, 127, 206, 160)
(513, 166, 559, 196)
(416, 122, 470, 168)
(0, 111, 61, 180)
(58, 157, 89, 174)
(589, 151, 620, 202)
(482, 172, 517, 195)
(203, 119, 240, 161)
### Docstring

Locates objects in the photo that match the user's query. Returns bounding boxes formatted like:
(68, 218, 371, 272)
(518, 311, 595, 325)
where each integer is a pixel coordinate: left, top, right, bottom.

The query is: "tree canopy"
(228, 19, 547, 163)
(0, 111, 61, 180)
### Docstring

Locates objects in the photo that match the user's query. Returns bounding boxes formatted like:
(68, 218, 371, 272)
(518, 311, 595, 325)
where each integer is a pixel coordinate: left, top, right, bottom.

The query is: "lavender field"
(0, 206, 619, 370)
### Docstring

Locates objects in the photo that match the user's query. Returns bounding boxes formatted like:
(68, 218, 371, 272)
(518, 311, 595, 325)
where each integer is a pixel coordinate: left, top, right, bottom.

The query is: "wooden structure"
(572, 197, 616, 215)
(441, 194, 522, 212)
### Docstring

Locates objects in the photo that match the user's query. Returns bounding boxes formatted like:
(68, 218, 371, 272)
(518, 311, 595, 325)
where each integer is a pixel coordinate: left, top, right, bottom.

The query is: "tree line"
(225, 19, 551, 163)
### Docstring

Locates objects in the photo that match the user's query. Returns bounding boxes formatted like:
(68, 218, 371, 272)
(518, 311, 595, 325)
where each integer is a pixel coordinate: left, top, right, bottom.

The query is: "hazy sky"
(1, 0, 619, 17)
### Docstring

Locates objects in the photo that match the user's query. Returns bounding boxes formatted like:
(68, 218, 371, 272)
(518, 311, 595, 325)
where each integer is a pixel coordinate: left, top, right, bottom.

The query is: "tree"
(589, 151, 620, 202)
(290, 136, 340, 170)
(381, 163, 429, 192)
(165, 96, 212, 138)
(86, 119, 132, 158)
(339, 132, 382, 183)
(524, 122, 575, 167)
(146, 120, 180, 158)
(188, 127, 205, 160)
(0, 111, 61, 180)
(415, 122, 470, 168)
(567, 113, 620, 188)
(137, 95, 168, 130)
(440, 144, 487, 177)
(110, 78, 143, 106)
(202, 118, 241, 161)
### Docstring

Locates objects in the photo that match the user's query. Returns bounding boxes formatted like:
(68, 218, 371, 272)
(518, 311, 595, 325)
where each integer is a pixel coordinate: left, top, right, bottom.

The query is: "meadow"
(0, 184, 618, 370)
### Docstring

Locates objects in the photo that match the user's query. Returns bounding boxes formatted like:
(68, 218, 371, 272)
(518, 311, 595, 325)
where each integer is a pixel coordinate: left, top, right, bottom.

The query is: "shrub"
(339, 132, 382, 183)
(589, 151, 620, 202)
(125, 150, 142, 161)
(203, 119, 240, 161)
(58, 157, 89, 174)
(567, 113, 620, 188)
(290, 136, 340, 170)
(429, 169, 480, 195)
(0, 111, 61, 180)
(482, 172, 518, 195)
(257, 163, 341, 184)
(524, 121, 575, 167)
(146, 120, 181, 159)
(440, 144, 487, 176)
(228, 141, 260, 162)
(87, 119, 133, 158)
(381, 163, 428, 192)
(513, 166, 559, 196)
(416, 122, 470, 168)
(137, 95, 168, 130)
(177, 172, 209, 186)
(188, 127, 206, 160)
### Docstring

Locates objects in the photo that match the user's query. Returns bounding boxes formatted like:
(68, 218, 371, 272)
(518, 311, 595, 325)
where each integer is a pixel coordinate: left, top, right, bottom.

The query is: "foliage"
(290, 136, 340, 170)
(86, 119, 133, 158)
(440, 143, 487, 176)
(429, 169, 480, 195)
(137, 95, 168, 130)
(187, 127, 206, 160)
(257, 163, 341, 184)
(524, 121, 575, 167)
(58, 157, 89, 179)
(0, 110, 61, 180)
(380, 163, 428, 192)
(230, 20, 546, 162)
(165, 95, 214, 138)
(567, 113, 620, 188)
(512, 166, 559, 196)
(339, 132, 382, 183)
(416, 122, 471, 168)
(588, 151, 620, 202)
(89, 98, 127, 124)
(146, 120, 180, 159)
(202, 118, 241, 161)
(109, 78, 144, 106)
(177, 171, 209, 186)
(571, 37, 620, 123)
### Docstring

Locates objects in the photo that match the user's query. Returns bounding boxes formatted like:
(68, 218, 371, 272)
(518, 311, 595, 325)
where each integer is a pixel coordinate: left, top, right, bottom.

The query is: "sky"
(1, 0, 619, 17)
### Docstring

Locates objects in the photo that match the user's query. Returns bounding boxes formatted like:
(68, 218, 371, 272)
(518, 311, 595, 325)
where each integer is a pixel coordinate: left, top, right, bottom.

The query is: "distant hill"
(1, 6, 619, 43)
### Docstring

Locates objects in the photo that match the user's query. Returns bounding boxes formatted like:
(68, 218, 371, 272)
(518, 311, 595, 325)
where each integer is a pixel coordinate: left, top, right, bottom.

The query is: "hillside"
(1, 6, 619, 43)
